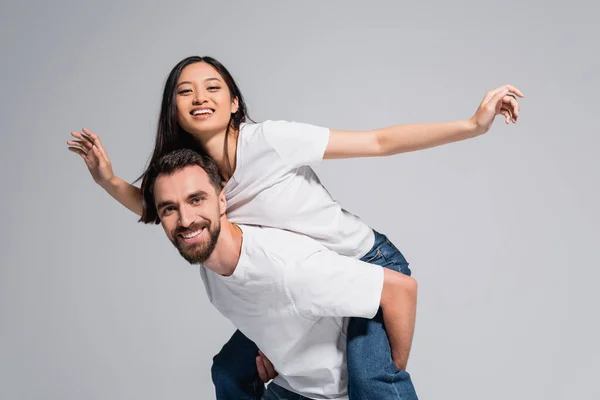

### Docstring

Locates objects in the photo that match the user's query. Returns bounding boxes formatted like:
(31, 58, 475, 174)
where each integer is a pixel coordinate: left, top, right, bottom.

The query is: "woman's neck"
(194, 126, 239, 184)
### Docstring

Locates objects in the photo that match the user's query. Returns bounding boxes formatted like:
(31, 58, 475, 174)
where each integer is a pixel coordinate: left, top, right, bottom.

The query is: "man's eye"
(191, 197, 202, 204)
(163, 206, 174, 215)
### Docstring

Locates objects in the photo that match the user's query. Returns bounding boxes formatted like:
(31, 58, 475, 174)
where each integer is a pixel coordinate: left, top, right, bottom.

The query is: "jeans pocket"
(362, 249, 383, 263)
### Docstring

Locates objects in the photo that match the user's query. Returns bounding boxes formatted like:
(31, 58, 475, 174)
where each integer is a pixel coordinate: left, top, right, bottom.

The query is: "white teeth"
(182, 228, 204, 239)
(192, 109, 213, 116)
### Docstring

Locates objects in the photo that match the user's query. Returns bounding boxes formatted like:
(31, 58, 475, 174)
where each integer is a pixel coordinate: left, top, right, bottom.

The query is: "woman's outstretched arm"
(324, 84, 524, 159)
(67, 128, 143, 216)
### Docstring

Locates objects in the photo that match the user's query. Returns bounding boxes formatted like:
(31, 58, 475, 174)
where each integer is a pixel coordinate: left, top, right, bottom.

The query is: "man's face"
(153, 165, 226, 264)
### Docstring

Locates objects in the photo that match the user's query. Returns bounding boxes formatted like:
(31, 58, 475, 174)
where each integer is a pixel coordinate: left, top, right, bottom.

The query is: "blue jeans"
(346, 232, 418, 399)
(211, 230, 418, 399)
(262, 383, 311, 400)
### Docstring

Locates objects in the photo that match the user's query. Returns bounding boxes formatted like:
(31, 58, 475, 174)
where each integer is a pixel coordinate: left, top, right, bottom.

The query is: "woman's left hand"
(470, 84, 525, 135)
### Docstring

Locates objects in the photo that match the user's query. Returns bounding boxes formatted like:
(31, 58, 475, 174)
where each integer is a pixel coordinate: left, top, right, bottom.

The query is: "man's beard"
(173, 221, 221, 264)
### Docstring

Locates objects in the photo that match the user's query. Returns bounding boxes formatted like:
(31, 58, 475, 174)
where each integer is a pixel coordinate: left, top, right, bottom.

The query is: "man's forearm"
(380, 269, 418, 370)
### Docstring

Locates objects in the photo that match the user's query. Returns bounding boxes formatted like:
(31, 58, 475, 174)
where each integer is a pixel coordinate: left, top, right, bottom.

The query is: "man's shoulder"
(239, 225, 326, 261)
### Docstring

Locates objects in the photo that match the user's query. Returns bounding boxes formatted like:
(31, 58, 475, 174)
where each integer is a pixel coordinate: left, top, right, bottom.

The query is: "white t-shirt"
(199, 225, 384, 399)
(224, 120, 374, 259)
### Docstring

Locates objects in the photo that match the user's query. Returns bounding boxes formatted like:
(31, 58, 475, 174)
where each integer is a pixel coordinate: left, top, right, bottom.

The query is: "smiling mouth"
(190, 109, 214, 116)
(179, 226, 206, 239)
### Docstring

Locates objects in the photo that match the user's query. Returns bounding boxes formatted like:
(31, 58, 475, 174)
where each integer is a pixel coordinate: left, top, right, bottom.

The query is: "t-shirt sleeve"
(260, 120, 330, 169)
(286, 250, 384, 320)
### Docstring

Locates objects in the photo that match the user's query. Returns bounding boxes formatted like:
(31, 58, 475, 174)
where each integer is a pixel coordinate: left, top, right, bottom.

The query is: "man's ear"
(219, 189, 227, 215)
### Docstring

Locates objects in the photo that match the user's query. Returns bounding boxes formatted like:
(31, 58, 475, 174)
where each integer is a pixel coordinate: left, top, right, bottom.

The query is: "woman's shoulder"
(239, 119, 291, 141)
(240, 119, 291, 131)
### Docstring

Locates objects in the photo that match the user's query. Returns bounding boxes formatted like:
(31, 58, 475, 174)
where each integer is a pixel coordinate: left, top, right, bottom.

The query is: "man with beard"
(144, 149, 418, 400)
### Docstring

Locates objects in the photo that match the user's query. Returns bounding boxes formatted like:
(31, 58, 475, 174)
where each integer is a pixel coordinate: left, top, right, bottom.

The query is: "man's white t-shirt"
(224, 120, 374, 259)
(199, 225, 384, 399)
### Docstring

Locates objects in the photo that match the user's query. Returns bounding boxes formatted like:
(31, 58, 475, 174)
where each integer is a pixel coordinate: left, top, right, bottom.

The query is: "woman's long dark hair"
(139, 56, 250, 224)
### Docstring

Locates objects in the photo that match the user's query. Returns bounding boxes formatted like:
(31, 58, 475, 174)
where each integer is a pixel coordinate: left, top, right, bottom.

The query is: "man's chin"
(171, 224, 220, 265)
(176, 244, 209, 265)
(180, 252, 207, 265)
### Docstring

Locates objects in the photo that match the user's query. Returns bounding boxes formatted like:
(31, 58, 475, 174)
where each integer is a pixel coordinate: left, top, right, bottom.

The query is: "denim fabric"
(211, 330, 264, 399)
(346, 231, 418, 399)
(262, 383, 310, 400)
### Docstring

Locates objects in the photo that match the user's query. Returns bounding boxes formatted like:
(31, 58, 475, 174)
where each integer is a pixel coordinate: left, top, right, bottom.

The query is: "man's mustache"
(174, 223, 208, 237)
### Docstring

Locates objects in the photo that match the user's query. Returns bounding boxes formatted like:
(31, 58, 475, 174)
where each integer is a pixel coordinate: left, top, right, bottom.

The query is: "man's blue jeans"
(210, 230, 418, 399)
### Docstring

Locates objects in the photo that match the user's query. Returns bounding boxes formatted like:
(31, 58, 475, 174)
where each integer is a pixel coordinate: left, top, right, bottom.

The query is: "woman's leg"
(211, 329, 265, 400)
(346, 231, 418, 399)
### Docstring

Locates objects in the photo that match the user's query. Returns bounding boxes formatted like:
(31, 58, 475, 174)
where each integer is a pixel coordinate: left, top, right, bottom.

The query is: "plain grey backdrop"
(1, 0, 598, 399)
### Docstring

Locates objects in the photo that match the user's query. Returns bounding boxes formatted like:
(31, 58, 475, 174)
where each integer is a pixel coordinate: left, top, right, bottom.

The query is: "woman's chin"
(183, 119, 229, 137)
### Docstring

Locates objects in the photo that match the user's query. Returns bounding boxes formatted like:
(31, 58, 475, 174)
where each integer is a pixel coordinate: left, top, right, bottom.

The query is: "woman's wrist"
(100, 175, 122, 192)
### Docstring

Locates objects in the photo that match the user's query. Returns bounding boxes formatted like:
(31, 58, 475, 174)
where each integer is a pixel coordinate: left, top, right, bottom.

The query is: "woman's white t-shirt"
(224, 120, 375, 259)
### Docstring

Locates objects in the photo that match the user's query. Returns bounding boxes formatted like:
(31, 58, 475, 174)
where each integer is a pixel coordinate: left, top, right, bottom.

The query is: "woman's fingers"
(68, 146, 87, 158)
(502, 95, 519, 120)
(67, 139, 90, 149)
(82, 128, 110, 162)
(482, 84, 525, 107)
(500, 107, 513, 124)
(71, 132, 93, 149)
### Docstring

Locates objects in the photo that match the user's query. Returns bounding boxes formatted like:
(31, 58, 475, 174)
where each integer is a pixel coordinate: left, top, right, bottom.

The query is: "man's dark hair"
(140, 148, 223, 224)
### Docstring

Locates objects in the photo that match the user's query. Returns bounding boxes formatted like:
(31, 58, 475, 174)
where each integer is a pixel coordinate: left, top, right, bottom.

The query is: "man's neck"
(203, 221, 243, 276)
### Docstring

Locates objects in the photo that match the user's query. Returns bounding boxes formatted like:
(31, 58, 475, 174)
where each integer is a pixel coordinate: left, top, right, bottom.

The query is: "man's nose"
(178, 205, 196, 228)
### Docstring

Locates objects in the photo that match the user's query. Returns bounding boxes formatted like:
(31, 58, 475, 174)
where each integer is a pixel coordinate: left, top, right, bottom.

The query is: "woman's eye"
(178, 89, 192, 95)
(207, 86, 220, 91)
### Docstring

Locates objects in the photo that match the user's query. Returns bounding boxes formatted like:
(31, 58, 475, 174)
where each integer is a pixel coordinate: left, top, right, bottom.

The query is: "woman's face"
(175, 62, 239, 137)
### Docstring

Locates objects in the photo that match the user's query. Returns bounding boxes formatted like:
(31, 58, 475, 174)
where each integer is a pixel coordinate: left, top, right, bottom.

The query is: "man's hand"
(256, 350, 278, 382)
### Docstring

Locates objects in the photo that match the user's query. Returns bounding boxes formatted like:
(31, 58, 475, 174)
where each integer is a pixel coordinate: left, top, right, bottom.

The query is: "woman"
(67, 56, 522, 400)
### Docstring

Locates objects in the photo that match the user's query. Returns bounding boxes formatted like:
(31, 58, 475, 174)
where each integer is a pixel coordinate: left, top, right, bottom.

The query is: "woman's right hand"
(67, 128, 144, 217)
(67, 128, 115, 189)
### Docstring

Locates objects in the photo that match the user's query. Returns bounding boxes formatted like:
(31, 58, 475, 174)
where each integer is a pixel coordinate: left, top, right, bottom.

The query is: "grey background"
(1, 0, 598, 399)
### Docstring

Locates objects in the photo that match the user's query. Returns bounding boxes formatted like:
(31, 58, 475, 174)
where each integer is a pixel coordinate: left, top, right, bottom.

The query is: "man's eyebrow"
(155, 199, 174, 211)
(155, 191, 209, 211)
(187, 190, 209, 200)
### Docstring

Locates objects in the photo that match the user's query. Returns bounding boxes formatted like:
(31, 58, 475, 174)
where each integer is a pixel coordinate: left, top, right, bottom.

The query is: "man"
(144, 149, 418, 399)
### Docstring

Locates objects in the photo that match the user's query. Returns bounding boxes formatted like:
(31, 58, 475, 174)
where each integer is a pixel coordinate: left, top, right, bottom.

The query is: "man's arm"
(380, 269, 418, 370)
(289, 250, 418, 370)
